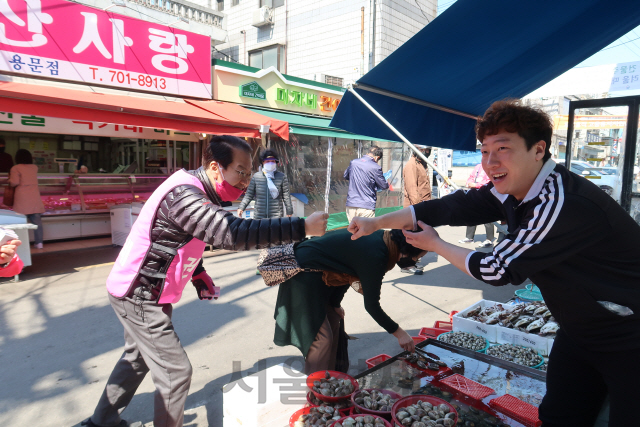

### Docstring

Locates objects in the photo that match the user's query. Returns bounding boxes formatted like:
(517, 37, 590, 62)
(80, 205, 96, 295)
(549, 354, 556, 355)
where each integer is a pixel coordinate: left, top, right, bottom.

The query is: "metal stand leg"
(13, 274, 19, 282)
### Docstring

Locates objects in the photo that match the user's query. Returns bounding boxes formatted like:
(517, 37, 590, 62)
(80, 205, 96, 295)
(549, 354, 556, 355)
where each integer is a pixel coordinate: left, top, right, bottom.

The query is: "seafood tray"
(489, 394, 541, 427)
(307, 371, 359, 403)
(438, 374, 496, 400)
(454, 299, 557, 356)
(391, 395, 458, 427)
(365, 354, 392, 369)
(351, 388, 402, 419)
(496, 324, 550, 356)
(437, 331, 489, 353)
(452, 299, 503, 341)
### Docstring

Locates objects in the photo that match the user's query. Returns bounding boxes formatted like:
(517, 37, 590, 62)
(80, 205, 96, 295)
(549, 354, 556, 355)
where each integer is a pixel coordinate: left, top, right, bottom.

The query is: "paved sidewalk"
(0, 225, 517, 427)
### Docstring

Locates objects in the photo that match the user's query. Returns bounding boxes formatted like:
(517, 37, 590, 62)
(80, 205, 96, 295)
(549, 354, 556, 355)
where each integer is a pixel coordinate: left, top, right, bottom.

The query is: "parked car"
(569, 161, 620, 197)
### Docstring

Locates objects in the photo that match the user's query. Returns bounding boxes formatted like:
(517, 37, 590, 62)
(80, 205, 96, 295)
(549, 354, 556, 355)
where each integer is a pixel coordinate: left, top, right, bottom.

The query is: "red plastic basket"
(412, 336, 426, 345)
(433, 320, 453, 330)
(306, 391, 354, 409)
(306, 370, 359, 403)
(438, 374, 496, 400)
(366, 354, 392, 369)
(289, 407, 314, 427)
(391, 395, 458, 427)
(329, 414, 392, 427)
(418, 327, 448, 339)
(449, 311, 459, 322)
(489, 394, 541, 427)
(351, 388, 403, 419)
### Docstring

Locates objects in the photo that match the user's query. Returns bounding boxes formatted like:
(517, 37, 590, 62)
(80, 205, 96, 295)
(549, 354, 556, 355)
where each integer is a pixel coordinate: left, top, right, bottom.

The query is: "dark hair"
(202, 135, 252, 169)
(476, 99, 552, 161)
(390, 229, 425, 259)
(369, 146, 383, 159)
(15, 149, 33, 165)
(259, 149, 279, 164)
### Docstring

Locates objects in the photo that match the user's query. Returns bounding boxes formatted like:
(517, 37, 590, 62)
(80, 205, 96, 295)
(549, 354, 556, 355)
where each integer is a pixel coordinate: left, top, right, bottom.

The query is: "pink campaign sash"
(106, 169, 207, 304)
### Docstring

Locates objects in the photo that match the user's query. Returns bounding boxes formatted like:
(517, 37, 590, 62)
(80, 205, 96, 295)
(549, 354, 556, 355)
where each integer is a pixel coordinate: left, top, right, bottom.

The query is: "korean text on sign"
(0, 0, 212, 98)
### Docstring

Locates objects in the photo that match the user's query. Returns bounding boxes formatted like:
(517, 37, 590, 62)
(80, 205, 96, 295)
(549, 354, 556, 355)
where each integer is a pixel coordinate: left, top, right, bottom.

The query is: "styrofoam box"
(223, 363, 306, 427)
(453, 299, 554, 356)
(496, 325, 550, 356)
(547, 338, 555, 356)
(452, 299, 505, 342)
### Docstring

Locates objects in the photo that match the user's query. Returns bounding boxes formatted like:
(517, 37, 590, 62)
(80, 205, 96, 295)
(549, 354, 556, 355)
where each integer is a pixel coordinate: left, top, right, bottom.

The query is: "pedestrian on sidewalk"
(83, 135, 328, 427)
(344, 146, 389, 222)
(401, 144, 432, 274)
(264, 228, 424, 374)
(9, 149, 45, 249)
(238, 149, 293, 219)
(458, 163, 494, 248)
(347, 99, 640, 427)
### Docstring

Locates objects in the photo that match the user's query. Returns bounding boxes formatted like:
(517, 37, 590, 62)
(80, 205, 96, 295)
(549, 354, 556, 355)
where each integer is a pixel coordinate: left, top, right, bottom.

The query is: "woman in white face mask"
(238, 149, 294, 219)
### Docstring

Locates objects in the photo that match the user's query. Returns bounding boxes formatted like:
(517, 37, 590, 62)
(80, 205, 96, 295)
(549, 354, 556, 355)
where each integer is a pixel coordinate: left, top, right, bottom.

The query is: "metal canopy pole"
(324, 137, 334, 214)
(347, 85, 508, 235)
(347, 85, 455, 187)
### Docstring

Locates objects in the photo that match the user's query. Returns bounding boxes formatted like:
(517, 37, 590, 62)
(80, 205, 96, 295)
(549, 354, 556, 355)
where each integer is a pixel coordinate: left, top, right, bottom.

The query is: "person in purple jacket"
(343, 146, 389, 222)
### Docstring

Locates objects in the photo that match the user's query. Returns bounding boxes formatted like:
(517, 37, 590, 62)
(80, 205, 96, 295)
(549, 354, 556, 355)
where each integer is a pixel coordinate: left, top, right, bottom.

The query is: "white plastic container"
(496, 325, 550, 356)
(452, 299, 505, 342)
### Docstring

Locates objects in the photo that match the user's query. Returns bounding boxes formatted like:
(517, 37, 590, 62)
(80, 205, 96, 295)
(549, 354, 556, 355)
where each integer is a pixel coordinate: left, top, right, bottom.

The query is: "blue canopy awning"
(330, 0, 640, 151)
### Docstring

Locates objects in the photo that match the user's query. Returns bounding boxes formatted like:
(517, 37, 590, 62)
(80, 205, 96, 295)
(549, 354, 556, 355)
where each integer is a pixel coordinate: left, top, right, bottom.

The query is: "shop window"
(324, 74, 344, 87)
(216, 0, 224, 11)
(260, 0, 284, 7)
(249, 45, 284, 71)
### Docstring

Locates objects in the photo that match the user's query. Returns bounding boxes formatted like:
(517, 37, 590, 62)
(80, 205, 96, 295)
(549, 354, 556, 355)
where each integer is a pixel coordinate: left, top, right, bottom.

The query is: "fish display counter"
(352, 338, 547, 427)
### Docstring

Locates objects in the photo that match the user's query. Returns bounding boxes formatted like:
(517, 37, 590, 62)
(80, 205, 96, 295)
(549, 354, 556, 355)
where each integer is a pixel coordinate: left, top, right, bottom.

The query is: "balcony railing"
(129, 0, 224, 29)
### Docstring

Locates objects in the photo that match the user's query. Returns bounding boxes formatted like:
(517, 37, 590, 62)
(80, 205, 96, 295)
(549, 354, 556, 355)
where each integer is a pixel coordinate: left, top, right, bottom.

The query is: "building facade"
(213, 0, 435, 87)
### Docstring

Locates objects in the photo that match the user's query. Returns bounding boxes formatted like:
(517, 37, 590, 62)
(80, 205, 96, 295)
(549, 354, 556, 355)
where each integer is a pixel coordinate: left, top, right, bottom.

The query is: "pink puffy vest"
(107, 170, 207, 304)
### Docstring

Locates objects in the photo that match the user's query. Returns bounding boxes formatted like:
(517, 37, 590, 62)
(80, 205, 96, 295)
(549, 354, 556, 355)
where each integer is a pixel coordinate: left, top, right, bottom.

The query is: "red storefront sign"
(0, 0, 212, 98)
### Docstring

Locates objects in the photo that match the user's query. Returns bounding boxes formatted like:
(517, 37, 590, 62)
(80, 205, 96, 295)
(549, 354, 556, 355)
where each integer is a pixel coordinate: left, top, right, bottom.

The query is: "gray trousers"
(91, 291, 192, 427)
(465, 223, 494, 241)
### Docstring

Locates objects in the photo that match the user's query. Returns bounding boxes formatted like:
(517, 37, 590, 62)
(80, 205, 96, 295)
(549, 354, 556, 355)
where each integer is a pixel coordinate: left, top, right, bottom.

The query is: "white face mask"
(263, 163, 277, 172)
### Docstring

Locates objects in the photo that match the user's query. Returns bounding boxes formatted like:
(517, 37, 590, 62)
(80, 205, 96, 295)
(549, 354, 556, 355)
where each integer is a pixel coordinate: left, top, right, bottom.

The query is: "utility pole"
(361, 7, 365, 77)
(370, 0, 376, 70)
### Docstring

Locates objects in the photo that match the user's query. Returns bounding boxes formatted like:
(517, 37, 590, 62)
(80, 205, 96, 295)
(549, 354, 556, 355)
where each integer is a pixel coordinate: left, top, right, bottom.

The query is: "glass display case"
(354, 339, 547, 427)
(0, 173, 166, 241)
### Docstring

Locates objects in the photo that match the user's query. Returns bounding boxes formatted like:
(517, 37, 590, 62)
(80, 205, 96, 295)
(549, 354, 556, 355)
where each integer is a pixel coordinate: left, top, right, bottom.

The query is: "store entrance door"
(565, 96, 640, 223)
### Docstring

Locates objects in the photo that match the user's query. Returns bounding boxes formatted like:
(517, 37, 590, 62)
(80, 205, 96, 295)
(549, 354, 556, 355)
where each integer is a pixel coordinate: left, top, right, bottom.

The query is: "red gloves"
(191, 271, 220, 300)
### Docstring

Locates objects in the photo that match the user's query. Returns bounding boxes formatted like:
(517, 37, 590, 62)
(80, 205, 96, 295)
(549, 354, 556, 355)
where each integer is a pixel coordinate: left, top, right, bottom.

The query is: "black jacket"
(238, 170, 293, 219)
(413, 160, 640, 351)
(136, 167, 306, 298)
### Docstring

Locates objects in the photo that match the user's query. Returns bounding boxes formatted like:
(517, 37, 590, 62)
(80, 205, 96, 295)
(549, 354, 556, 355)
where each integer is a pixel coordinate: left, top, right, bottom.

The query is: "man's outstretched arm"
(348, 207, 414, 239)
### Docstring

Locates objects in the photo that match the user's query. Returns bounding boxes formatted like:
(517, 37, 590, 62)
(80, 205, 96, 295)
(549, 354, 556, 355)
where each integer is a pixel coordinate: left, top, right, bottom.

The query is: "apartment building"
(213, 0, 436, 87)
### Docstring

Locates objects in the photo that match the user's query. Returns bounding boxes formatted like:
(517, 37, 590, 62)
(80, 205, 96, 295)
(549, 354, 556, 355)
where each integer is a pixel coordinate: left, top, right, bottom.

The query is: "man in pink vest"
(83, 136, 328, 427)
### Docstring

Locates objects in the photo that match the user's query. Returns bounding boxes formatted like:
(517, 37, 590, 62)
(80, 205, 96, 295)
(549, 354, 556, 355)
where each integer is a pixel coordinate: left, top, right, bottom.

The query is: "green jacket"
(273, 229, 397, 357)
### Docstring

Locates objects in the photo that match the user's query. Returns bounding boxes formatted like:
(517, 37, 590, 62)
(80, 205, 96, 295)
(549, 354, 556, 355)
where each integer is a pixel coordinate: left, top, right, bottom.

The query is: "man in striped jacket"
(347, 99, 640, 427)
